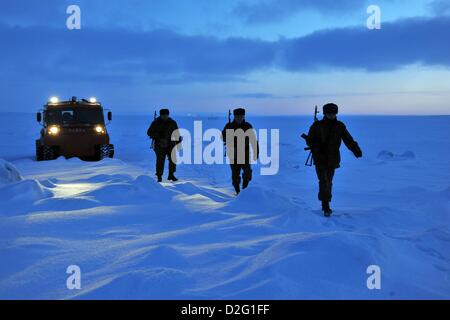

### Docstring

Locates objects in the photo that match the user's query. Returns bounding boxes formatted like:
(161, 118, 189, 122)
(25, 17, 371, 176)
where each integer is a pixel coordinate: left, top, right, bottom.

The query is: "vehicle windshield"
(45, 107, 104, 125)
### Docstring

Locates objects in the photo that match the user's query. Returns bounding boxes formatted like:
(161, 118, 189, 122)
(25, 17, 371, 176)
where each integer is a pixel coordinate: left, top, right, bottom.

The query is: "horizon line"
(1, 111, 449, 117)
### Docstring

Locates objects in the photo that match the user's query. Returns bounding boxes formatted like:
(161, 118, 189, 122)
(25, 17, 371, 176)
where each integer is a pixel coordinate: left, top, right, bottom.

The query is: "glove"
(353, 148, 363, 158)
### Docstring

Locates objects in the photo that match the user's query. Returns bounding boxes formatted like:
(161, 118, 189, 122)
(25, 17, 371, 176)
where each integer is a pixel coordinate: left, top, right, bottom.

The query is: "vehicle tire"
(108, 144, 114, 158)
(35, 140, 44, 161)
(98, 144, 113, 160)
(42, 144, 56, 160)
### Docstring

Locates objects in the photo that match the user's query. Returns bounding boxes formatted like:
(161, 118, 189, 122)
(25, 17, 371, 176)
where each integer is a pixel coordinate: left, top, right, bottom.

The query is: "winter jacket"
(307, 117, 362, 169)
(222, 120, 258, 164)
(147, 117, 180, 150)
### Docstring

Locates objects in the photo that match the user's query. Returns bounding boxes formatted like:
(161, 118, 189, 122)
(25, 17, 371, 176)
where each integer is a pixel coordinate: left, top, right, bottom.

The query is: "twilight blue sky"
(1, 0, 449, 115)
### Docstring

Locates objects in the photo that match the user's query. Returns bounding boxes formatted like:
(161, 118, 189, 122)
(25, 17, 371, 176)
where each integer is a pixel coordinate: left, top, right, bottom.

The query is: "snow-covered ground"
(0, 113, 449, 299)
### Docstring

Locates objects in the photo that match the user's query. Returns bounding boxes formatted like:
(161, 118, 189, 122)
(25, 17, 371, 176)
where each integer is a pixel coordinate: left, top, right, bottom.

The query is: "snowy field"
(0, 112, 449, 299)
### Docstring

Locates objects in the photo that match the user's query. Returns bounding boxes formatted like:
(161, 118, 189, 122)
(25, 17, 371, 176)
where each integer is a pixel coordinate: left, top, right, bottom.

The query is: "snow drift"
(0, 114, 448, 299)
(0, 159, 51, 205)
(377, 150, 416, 161)
(0, 159, 22, 185)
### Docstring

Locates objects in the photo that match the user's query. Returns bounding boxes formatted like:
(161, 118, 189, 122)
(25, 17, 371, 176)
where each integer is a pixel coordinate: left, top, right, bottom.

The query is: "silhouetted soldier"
(222, 108, 258, 195)
(147, 109, 181, 182)
(306, 103, 362, 217)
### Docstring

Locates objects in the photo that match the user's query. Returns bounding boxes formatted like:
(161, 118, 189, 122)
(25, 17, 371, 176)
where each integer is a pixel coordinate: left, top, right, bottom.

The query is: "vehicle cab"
(36, 96, 114, 161)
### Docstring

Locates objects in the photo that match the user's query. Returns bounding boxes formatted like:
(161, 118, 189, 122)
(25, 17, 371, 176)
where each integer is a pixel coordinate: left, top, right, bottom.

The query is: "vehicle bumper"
(43, 134, 110, 157)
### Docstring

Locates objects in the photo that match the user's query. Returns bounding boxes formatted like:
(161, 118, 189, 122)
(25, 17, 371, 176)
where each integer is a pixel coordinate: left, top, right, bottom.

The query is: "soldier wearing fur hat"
(147, 108, 181, 182)
(306, 103, 363, 217)
(222, 108, 259, 195)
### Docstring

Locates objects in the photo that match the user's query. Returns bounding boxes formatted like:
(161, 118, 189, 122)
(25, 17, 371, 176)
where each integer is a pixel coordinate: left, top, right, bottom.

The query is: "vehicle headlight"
(95, 125, 105, 134)
(48, 126, 60, 135)
(49, 96, 59, 104)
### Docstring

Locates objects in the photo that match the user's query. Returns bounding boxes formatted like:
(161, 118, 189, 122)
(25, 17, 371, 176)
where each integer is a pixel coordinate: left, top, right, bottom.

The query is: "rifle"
(301, 106, 320, 166)
(224, 110, 232, 157)
(150, 110, 157, 150)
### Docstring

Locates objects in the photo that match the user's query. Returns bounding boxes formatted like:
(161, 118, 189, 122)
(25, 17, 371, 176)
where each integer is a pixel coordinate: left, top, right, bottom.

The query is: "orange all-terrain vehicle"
(36, 96, 114, 161)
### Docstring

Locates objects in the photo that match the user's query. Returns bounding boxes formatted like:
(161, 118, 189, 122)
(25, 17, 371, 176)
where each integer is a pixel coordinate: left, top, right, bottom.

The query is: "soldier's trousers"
(155, 148, 176, 177)
(230, 164, 252, 187)
(315, 166, 335, 203)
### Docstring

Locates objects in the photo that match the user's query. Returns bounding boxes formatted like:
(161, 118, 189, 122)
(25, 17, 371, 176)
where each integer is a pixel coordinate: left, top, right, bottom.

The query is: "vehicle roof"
(44, 101, 103, 109)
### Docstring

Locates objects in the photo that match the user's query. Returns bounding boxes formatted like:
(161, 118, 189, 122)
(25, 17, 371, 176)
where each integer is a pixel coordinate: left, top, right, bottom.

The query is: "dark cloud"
(429, 0, 450, 15)
(152, 75, 249, 85)
(0, 0, 70, 26)
(280, 16, 450, 72)
(232, 93, 277, 99)
(0, 26, 276, 83)
(0, 16, 449, 87)
(233, 0, 364, 25)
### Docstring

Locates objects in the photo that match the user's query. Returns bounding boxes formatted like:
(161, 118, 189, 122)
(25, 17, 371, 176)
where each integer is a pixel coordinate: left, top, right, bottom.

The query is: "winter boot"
(233, 183, 241, 195)
(322, 201, 333, 217)
(167, 174, 178, 182)
(242, 179, 250, 190)
(157, 175, 162, 183)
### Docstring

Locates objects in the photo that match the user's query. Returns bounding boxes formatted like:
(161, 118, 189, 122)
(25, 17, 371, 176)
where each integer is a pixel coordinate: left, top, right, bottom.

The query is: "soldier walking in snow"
(306, 103, 362, 217)
(222, 108, 259, 195)
(147, 109, 181, 182)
